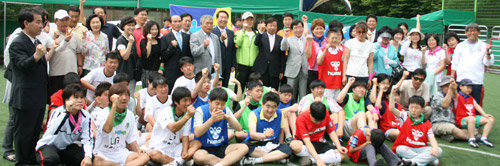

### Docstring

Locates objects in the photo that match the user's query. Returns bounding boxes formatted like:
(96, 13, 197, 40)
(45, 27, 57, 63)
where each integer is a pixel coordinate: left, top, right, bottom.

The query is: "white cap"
(242, 11, 254, 20)
(54, 9, 69, 20)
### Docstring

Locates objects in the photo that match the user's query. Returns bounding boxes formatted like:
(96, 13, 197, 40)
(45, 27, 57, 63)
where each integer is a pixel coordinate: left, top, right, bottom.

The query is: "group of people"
(2, 0, 497, 165)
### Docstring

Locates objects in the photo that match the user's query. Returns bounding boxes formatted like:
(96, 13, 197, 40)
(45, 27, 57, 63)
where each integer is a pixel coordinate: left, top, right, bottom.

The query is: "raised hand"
(35, 44, 47, 58)
(186, 105, 196, 117)
(171, 40, 178, 47)
(128, 35, 135, 43)
(348, 77, 356, 85)
(204, 39, 210, 48)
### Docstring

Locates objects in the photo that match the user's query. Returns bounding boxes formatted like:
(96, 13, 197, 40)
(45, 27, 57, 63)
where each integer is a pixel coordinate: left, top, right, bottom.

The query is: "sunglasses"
(413, 77, 425, 82)
(357, 31, 366, 34)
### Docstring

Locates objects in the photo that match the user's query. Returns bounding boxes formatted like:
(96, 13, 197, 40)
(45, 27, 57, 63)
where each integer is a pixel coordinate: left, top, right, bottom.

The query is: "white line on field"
(439, 144, 500, 158)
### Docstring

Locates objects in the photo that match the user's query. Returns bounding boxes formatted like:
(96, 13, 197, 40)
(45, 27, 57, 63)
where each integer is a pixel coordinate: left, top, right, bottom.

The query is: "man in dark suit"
(253, 17, 285, 90)
(9, 8, 48, 165)
(160, 15, 192, 94)
(212, 11, 236, 88)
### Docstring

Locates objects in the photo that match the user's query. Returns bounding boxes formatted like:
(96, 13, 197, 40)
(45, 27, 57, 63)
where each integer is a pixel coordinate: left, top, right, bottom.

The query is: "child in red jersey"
(290, 102, 347, 166)
(453, 78, 495, 148)
(347, 127, 400, 166)
(317, 29, 344, 99)
(370, 74, 404, 141)
(389, 86, 442, 166)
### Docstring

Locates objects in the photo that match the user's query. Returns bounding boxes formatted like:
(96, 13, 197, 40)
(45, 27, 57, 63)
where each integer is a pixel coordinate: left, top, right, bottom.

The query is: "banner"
(170, 5, 232, 33)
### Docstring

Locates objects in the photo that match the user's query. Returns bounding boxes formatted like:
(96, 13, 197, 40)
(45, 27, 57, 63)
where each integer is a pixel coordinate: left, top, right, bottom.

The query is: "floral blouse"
(82, 31, 109, 70)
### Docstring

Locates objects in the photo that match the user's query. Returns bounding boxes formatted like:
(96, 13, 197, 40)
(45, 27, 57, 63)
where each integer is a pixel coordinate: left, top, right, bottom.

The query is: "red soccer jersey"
(453, 94, 476, 127)
(318, 47, 344, 89)
(49, 89, 64, 111)
(134, 27, 144, 57)
(295, 109, 335, 142)
(347, 128, 367, 163)
(392, 113, 433, 153)
(379, 100, 404, 132)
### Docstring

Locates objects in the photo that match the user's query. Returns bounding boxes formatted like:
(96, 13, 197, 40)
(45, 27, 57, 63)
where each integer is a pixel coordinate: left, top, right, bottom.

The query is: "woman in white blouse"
(81, 14, 109, 76)
(400, 28, 424, 75)
(421, 33, 446, 97)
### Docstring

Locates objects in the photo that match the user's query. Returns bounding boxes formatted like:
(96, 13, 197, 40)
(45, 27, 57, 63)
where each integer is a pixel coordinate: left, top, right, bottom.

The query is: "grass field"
(0, 67, 499, 165)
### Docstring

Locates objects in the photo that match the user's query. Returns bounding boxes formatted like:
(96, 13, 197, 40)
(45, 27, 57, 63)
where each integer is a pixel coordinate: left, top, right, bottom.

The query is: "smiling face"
(123, 22, 135, 35)
(90, 17, 102, 32)
(311, 86, 325, 98)
(104, 58, 119, 73)
(156, 84, 169, 99)
(94, 8, 106, 21)
(135, 10, 148, 26)
(217, 12, 228, 28)
(279, 92, 292, 104)
(55, 17, 69, 33)
(25, 14, 43, 37)
(292, 23, 303, 37)
(447, 37, 459, 49)
(115, 92, 130, 110)
(410, 32, 421, 43)
(427, 36, 437, 49)
(466, 28, 479, 42)
(68, 11, 79, 28)
(327, 32, 341, 47)
(352, 86, 367, 98)
(394, 32, 403, 42)
(313, 26, 325, 38)
(283, 17, 293, 28)
(209, 99, 226, 113)
(181, 16, 192, 31)
(412, 74, 425, 89)
(459, 85, 472, 95)
(201, 18, 214, 34)
(367, 18, 377, 30)
(201, 78, 211, 93)
(262, 101, 278, 119)
(266, 21, 277, 35)
(378, 79, 391, 92)
(175, 97, 192, 112)
(248, 86, 263, 102)
(150, 24, 159, 38)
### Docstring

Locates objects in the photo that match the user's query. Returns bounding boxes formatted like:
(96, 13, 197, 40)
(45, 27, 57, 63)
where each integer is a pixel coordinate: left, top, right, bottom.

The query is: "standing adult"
(277, 12, 294, 38)
(140, 21, 162, 88)
(9, 8, 48, 165)
(190, 15, 221, 74)
(373, 26, 398, 76)
(451, 23, 494, 105)
(281, 20, 308, 101)
(304, 17, 327, 93)
(81, 14, 109, 77)
(180, 13, 192, 34)
(133, 7, 148, 58)
(67, 5, 87, 40)
(116, 16, 139, 93)
(366, 15, 378, 43)
(253, 17, 285, 90)
(212, 11, 236, 88)
(160, 15, 192, 94)
(49, 10, 82, 96)
(93, 7, 121, 50)
(234, 11, 259, 91)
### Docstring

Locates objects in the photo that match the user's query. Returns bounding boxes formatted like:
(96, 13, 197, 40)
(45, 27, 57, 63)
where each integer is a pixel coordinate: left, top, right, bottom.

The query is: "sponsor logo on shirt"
(308, 126, 326, 135)
(465, 104, 474, 116)
(411, 129, 423, 141)
(330, 61, 341, 71)
(207, 126, 224, 144)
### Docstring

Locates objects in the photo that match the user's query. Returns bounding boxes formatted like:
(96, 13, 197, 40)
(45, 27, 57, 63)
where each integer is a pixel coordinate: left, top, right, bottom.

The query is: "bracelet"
(368, 73, 375, 81)
(159, 66, 165, 71)
(371, 107, 381, 118)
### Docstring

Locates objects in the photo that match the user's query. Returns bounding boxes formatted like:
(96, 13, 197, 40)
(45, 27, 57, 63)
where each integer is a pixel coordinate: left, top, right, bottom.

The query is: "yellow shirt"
(248, 110, 285, 128)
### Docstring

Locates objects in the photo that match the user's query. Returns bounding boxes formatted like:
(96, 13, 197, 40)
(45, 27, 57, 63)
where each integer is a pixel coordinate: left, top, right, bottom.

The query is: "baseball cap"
(242, 11, 254, 20)
(380, 32, 392, 39)
(438, 75, 453, 87)
(54, 9, 69, 20)
(459, 78, 473, 86)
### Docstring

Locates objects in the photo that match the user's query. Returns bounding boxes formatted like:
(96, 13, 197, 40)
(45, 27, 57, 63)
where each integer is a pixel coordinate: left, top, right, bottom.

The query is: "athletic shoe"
(479, 138, 494, 147)
(469, 140, 479, 148)
(298, 156, 312, 166)
(278, 158, 289, 164)
(430, 159, 440, 166)
(240, 157, 257, 165)
(285, 137, 293, 144)
(397, 159, 415, 166)
(375, 158, 385, 166)
(183, 159, 194, 166)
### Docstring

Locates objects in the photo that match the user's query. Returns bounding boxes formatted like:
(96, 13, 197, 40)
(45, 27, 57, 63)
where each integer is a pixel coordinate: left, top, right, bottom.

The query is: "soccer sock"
(480, 137, 487, 140)
(469, 138, 476, 142)
(254, 157, 263, 164)
(214, 163, 222, 166)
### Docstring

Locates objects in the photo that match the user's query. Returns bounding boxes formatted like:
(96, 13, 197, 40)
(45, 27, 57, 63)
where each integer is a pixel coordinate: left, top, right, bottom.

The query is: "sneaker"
(278, 158, 289, 164)
(430, 159, 440, 166)
(374, 158, 385, 166)
(183, 159, 194, 166)
(479, 138, 494, 147)
(240, 157, 257, 165)
(469, 140, 479, 148)
(285, 137, 293, 144)
(298, 156, 312, 166)
(397, 159, 414, 166)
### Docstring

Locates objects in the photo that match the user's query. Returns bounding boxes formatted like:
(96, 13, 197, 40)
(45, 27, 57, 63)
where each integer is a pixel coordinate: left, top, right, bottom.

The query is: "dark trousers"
(262, 66, 280, 90)
(471, 84, 483, 106)
(2, 106, 15, 156)
(358, 144, 400, 166)
(306, 70, 318, 94)
(36, 144, 84, 166)
(49, 76, 65, 97)
(13, 107, 45, 165)
(236, 64, 253, 91)
(221, 69, 231, 88)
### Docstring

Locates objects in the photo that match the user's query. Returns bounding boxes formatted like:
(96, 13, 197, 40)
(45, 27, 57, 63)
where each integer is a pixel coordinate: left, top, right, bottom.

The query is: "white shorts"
(94, 148, 133, 165)
(343, 119, 355, 139)
(324, 89, 341, 100)
(149, 142, 183, 158)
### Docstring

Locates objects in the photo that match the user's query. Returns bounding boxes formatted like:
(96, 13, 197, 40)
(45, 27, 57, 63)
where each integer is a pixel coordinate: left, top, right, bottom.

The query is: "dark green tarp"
(416, 9, 476, 26)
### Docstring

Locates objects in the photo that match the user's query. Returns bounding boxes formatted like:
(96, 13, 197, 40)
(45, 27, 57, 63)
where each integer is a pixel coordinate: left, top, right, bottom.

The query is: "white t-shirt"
(137, 88, 155, 110)
(345, 39, 375, 77)
(193, 106, 236, 128)
(81, 67, 116, 100)
(424, 49, 445, 82)
(400, 41, 423, 72)
(144, 96, 172, 122)
(48, 29, 82, 76)
(93, 109, 139, 155)
(172, 75, 196, 93)
(149, 106, 191, 150)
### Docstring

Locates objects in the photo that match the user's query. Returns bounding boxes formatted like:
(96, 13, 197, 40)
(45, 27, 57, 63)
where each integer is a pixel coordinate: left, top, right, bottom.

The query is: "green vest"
(259, 86, 272, 103)
(237, 100, 261, 132)
(343, 93, 365, 120)
(306, 94, 330, 112)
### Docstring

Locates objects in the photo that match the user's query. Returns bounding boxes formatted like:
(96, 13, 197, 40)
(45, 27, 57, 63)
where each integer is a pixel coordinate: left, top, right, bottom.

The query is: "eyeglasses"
(413, 77, 425, 82)
(357, 31, 366, 34)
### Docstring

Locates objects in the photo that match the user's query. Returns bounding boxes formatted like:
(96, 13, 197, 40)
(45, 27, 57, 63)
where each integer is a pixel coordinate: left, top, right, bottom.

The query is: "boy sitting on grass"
(144, 76, 172, 132)
(234, 81, 263, 141)
(347, 126, 400, 166)
(290, 102, 347, 166)
(453, 78, 495, 148)
(278, 84, 299, 142)
(240, 92, 292, 165)
(389, 86, 442, 166)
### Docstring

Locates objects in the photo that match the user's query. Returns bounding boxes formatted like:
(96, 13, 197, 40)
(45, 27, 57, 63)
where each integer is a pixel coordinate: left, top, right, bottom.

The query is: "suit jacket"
(160, 30, 192, 82)
(190, 30, 221, 74)
(212, 27, 236, 74)
(281, 35, 309, 78)
(253, 32, 285, 76)
(8, 32, 48, 109)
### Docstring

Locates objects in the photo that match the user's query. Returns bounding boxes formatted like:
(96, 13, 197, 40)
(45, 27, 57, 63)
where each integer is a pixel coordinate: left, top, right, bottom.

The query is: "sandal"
(3, 154, 15, 162)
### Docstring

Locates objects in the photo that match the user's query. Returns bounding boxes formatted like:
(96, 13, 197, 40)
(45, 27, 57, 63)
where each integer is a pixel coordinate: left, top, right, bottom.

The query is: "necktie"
(34, 39, 41, 46)
(176, 32, 183, 51)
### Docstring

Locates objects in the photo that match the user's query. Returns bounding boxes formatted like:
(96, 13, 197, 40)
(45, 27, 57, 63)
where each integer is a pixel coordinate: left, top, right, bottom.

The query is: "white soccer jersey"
(81, 67, 116, 100)
(93, 108, 139, 155)
(149, 106, 191, 152)
(172, 76, 196, 93)
(138, 88, 155, 110)
(144, 96, 172, 122)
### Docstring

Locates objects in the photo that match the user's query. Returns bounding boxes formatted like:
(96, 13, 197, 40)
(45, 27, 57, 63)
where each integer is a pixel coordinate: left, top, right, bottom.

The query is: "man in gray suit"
(190, 15, 221, 74)
(281, 20, 308, 101)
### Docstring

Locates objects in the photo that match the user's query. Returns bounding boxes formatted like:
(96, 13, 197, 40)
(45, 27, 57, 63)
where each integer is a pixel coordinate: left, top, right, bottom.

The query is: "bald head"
(171, 15, 181, 31)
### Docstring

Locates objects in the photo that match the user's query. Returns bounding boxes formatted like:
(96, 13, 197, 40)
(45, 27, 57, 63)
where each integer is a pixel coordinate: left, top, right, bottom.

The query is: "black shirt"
(140, 39, 162, 71)
(115, 35, 137, 80)
(101, 23, 121, 50)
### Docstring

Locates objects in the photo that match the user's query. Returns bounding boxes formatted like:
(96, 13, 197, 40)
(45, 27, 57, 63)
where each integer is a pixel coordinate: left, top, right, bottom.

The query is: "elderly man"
(190, 15, 221, 74)
(451, 23, 494, 105)
(48, 9, 82, 96)
(181, 13, 192, 34)
(212, 10, 236, 87)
